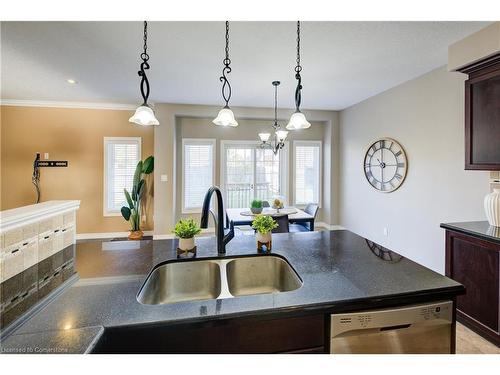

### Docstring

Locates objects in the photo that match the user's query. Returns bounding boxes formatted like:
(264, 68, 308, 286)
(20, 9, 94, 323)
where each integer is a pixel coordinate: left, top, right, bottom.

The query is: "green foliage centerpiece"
(121, 156, 154, 240)
(250, 199, 263, 214)
(173, 218, 202, 256)
(252, 214, 278, 252)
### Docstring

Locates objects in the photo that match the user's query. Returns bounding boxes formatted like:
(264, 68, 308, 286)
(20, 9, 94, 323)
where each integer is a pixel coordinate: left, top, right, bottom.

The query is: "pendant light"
(258, 81, 288, 155)
(129, 21, 159, 126)
(286, 21, 311, 130)
(213, 21, 238, 127)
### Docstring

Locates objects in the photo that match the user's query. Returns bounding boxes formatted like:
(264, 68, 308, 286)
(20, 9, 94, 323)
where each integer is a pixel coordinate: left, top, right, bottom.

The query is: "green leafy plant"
(173, 218, 202, 239)
(250, 199, 263, 209)
(120, 156, 154, 231)
(251, 215, 278, 234)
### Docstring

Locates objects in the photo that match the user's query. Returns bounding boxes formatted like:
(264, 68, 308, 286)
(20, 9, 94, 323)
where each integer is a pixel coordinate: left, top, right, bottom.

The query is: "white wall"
(154, 103, 339, 237)
(339, 66, 490, 273)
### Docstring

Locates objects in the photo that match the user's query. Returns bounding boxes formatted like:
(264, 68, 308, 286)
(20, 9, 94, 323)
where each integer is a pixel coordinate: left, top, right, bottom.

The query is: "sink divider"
(217, 259, 234, 300)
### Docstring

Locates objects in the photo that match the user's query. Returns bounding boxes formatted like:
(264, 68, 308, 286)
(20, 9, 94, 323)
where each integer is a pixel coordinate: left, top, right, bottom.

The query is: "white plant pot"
(484, 189, 500, 227)
(178, 237, 195, 251)
(256, 232, 272, 244)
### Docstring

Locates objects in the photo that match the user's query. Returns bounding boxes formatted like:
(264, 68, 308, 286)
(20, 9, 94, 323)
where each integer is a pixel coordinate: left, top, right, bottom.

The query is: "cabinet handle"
(21, 291, 29, 298)
(23, 242, 29, 246)
(10, 295, 19, 303)
(54, 229, 60, 233)
(53, 271, 60, 277)
(11, 248, 20, 254)
(44, 236, 50, 239)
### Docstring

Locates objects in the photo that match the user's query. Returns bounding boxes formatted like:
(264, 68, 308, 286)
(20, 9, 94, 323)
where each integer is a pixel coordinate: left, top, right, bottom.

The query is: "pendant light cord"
(273, 81, 279, 129)
(138, 21, 151, 105)
(294, 21, 303, 111)
(220, 21, 233, 107)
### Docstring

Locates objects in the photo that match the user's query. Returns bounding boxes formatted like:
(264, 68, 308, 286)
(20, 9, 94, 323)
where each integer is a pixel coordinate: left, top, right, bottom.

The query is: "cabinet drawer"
(22, 223, 38, 240)
(38, 218, 53, 233)
(63, 212, 76, 226)
(23, 238, 38, 269)
(4, 229, 23, 247)
(53, 230, 64, 254)
(62, 226, 75, 248)
(1, 245, 25, 281)
(38, 234, 54, 261)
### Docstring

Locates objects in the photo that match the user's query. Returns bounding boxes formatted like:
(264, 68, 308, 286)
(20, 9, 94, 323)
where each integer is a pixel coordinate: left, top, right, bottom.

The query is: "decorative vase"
(179, 237, 195, 251)
(484, 189, 500, 227)
(128, 230, 143, 240)
(256, 232, 272, 252)
(251, 207, 263, 214)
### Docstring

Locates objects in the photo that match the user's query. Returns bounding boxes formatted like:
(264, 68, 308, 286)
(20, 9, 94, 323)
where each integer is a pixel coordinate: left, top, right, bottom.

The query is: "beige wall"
(153, 104, 339, 236)
(175, 116, 327, 223)
(0, 105, 154, 234)
(339, 66, 490, 273)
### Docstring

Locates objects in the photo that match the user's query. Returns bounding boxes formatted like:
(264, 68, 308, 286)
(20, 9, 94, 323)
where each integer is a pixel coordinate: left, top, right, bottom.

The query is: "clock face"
(364, 138, 407, 193)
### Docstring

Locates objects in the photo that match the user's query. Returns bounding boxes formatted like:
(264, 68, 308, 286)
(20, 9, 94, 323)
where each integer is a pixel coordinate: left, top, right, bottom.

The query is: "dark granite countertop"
(2, 230, 463, 353)
(440, 221, 500, 245)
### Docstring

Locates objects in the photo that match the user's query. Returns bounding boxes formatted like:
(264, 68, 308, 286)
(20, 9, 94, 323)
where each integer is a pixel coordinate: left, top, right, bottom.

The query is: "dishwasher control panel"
(331, 301, 452, 334)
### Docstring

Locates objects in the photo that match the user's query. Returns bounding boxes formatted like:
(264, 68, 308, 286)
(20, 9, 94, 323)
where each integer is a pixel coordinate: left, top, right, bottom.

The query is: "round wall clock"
(363, 138, 407, 193)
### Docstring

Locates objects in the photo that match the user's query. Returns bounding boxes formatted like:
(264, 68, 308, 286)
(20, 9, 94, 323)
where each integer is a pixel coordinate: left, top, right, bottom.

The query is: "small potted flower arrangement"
(272, 197, 284, 213)
(173, 218, 201, 256)
(250, 199, 263, 214)
(252, 214, 278, 252)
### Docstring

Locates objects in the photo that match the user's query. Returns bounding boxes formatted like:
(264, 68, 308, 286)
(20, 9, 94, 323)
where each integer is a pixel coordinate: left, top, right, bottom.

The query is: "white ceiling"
(0, 21, 491, 110)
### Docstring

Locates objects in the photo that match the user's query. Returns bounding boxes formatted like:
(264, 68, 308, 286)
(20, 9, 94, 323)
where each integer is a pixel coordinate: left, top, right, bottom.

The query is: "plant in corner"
(173, 218, 202, 251)
(250, 199, 263, 214)
(252, 214, 278, 252)
(121, 156, 154, 240)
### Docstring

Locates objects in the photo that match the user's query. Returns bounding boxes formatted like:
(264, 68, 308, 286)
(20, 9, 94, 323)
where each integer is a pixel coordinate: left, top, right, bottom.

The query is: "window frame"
(220, 140, 289, 206)
(103, 136, 142, 217)
(181, 138, 217, 214)
(292, 140, 322, 207)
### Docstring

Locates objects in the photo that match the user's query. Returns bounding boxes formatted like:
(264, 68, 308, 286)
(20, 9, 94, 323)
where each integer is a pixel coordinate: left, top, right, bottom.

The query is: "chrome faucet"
(200, 186, 234, 255)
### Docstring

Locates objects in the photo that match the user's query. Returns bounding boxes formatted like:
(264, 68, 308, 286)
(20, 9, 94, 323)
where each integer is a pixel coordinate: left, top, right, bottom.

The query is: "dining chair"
(289, 203, 319, 232)
(272, 215, 289, 233)
(262, 200, 270, 208)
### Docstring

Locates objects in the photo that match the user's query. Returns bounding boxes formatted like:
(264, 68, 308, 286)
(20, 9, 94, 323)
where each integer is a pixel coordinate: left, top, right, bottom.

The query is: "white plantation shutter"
(183, 139, 216, 212)
(104, 137, 141, 215)
(294, 141, 321, 205)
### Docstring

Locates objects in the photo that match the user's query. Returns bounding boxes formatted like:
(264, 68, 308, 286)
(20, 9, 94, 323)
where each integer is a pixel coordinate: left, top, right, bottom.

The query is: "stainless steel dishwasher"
(330, 301, 453, 354)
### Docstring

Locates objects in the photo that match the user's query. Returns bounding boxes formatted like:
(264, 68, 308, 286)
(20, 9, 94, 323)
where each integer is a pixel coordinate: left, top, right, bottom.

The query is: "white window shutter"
(183, 139, 215, 212)
(104, 137, 141, 215)
(294, 141, 321, 205)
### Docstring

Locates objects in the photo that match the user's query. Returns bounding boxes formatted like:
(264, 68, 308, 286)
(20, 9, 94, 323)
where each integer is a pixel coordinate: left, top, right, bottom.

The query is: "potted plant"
(252, 214, 278, 251)
(250, 199, 263, 214)
(120, 156, 154, 240)
(272, 197, 284, 213)
(173, 218, 202, 251)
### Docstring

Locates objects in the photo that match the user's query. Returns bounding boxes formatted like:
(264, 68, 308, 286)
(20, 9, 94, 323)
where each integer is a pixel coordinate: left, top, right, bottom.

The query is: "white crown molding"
(0, 99, 137, 111)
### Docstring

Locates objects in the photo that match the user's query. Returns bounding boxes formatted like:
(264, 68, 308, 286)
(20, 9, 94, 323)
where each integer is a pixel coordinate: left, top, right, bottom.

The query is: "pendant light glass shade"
(275, 129, 289, 142)
(259, 132, 271, 142)
(286, 111, 311, 130)
(129, 105, 159, 126)
(213, 107, 238, 127)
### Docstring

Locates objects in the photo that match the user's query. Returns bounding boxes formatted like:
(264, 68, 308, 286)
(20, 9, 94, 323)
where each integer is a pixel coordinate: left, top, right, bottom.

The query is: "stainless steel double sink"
(137, 254, 302, 305)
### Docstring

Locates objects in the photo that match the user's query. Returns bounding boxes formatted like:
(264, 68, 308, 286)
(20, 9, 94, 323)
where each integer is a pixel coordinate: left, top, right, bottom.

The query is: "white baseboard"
(315, 222, 345, 231)
(76, 231, 154, 240)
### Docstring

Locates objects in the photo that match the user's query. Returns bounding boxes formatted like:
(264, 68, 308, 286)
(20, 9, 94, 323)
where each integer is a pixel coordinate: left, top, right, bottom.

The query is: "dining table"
(225, 207, 316, 231)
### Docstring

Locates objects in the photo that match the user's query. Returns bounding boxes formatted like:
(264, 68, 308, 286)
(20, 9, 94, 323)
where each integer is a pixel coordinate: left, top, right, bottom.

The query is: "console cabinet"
(445, 229, 500, 346)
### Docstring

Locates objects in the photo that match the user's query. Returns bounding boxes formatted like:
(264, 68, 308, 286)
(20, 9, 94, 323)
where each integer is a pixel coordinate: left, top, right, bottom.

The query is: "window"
(182, 139, 216, 213)
(103, 137, 141, 216)
(293, 141, 321, 206)
(221, 141, 288, 208)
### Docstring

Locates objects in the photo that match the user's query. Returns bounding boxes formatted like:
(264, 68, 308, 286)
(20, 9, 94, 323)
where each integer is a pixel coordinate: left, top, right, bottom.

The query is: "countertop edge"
(440, 222, 500, 245)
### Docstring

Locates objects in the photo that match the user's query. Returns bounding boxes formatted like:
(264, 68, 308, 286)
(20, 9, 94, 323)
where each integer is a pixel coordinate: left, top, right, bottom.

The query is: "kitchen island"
(0, 230, 464, 354)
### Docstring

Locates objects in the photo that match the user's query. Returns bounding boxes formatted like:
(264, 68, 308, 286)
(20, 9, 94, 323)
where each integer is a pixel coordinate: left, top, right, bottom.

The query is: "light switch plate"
(161, 174, 168, 182)
(44, 152, 49, 160)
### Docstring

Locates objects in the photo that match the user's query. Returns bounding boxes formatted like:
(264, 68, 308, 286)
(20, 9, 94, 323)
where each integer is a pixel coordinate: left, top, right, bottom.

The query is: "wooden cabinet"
(461, 54, 500, 170)
(445, 230, 500, 345)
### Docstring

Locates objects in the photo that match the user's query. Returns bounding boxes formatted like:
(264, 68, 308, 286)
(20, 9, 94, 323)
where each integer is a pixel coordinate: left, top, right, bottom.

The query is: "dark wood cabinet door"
(445, 230, 500, 345)
(464, 57, 500, 170)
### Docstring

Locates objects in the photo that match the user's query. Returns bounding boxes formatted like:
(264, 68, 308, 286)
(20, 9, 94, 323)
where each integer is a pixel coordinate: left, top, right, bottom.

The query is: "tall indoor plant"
(121, 156, 154, 240)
